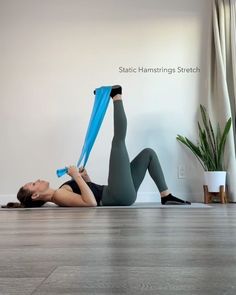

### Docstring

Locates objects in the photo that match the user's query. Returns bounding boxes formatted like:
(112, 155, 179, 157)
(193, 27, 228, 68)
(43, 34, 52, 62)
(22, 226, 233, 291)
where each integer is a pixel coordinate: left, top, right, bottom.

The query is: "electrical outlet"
(178, 165, 185, 178)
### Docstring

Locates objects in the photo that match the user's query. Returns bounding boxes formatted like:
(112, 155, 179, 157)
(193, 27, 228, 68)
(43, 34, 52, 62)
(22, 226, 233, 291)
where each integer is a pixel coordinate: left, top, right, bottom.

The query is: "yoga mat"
(0, 203, 212, 210)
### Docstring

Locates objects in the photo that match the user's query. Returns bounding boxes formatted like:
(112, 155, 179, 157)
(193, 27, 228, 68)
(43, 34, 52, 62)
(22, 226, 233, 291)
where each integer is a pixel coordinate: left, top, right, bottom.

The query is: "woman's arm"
(79, 168, 92, 182)
(52, 166, 97, 207)
(52, 188, 96, 207)
(72, 173, 97, 205)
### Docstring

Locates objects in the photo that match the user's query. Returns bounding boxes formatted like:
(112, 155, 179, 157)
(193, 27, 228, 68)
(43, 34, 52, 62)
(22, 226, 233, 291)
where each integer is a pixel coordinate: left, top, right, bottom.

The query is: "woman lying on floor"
(3, 86, 191, 208)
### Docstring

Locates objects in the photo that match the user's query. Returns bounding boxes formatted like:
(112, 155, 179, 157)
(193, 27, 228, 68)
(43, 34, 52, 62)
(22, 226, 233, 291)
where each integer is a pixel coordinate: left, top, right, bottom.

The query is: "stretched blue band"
(57, 86, 112, 177)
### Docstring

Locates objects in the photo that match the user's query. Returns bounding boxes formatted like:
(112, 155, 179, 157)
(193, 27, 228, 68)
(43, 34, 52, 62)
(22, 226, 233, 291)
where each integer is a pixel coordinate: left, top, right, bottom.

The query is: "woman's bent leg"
(130, 148, 191, 205)
(102, 100, 136, 206)
(130, 148, 168, 193)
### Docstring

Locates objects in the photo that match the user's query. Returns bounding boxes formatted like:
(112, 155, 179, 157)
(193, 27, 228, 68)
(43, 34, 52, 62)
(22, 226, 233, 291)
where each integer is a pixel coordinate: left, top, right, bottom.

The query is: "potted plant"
(176, 104, 232, 192)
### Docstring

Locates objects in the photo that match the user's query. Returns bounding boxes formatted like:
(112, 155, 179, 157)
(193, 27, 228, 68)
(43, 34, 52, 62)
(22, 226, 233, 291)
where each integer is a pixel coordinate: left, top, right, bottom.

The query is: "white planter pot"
(204, 171, 227, 192)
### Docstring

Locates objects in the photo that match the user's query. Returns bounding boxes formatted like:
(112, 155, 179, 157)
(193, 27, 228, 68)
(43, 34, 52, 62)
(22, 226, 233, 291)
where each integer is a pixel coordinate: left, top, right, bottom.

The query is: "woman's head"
(18, 180, 49, 207)
(1, 180, 49, 208)
(16, 186, 45, 208)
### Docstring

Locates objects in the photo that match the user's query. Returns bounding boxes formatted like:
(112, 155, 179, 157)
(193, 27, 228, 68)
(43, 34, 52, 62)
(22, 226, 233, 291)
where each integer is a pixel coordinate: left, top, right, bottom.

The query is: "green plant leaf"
(217, 118, 232, 170)
(176, 135, 206, 170)
(200, 105, 215, 159)
(176, 105, 232, 172)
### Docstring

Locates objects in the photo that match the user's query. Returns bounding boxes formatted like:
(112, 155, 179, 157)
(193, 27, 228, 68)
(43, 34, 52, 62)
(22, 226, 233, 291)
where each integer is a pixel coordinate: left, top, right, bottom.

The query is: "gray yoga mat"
(0, 202, 211, 210)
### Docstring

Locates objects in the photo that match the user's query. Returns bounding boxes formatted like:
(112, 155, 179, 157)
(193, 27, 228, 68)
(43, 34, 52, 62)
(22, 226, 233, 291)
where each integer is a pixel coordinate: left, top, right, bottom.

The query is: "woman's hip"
(101, 186, 137, 206)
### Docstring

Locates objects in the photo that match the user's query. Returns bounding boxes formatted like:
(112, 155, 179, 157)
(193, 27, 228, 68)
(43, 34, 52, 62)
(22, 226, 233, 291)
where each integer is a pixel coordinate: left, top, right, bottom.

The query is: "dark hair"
(1, 187, 46, 208)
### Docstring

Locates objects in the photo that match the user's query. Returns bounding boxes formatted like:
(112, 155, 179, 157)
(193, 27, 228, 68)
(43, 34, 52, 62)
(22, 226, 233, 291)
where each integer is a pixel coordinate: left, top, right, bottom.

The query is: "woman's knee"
(141, 148, 157, 158)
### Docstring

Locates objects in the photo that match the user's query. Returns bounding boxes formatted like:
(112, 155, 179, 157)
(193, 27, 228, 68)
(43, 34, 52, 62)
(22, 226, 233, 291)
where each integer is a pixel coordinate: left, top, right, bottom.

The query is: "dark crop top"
(59, 180, 104, 206)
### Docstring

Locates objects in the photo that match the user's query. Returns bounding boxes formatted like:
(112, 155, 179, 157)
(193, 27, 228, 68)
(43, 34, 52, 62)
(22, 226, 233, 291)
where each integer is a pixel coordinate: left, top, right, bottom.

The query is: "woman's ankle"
(160, 190, 170, 197)
(113, 94, 122, 101)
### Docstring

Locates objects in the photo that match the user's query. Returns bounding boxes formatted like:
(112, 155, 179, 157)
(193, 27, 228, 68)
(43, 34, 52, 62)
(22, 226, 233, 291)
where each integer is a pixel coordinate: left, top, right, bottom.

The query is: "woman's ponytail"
(1, 202, 25, 208)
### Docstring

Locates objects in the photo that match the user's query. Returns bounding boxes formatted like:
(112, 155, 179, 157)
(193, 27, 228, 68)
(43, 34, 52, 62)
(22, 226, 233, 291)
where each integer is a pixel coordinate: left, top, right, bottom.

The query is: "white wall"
(0, 0, 212, 204)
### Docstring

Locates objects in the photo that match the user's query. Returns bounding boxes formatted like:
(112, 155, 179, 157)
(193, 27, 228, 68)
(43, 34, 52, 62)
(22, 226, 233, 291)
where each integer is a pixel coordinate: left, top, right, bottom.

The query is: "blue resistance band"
(56, 86, 112, 177)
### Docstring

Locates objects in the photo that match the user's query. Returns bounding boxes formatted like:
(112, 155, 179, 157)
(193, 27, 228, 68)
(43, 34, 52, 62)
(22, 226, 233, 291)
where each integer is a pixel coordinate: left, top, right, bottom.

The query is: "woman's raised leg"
(102, 93, 137, 206)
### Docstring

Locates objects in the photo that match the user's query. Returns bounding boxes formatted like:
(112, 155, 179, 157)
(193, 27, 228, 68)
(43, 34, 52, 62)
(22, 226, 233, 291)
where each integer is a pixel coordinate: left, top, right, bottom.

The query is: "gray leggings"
(101, 100, 168, 206)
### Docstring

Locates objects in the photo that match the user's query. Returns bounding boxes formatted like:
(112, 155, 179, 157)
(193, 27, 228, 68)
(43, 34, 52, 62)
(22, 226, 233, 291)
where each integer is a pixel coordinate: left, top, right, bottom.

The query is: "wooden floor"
(0, 204, 236, 295)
